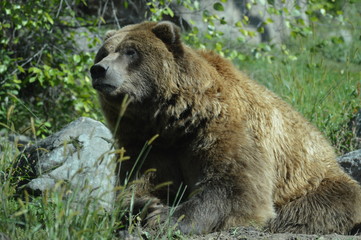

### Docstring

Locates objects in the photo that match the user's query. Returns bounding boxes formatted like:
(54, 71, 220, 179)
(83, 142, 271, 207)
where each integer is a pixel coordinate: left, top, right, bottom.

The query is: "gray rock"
(338, 149, 361, 184)
(0, 232, 10, 240)
(177, 0, 308, 45)
(83, 0, 308, 45)
(15, 117, 116, 210)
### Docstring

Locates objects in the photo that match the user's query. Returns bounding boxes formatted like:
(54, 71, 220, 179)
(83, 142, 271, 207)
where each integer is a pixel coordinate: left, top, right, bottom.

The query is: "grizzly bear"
(90, 21, 361, 235)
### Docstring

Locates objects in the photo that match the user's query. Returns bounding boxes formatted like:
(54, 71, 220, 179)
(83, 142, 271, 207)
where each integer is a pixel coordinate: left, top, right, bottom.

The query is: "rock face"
(0, 232, 11, 240)
(338, 149, 361, 185)
(15, 117, 116, 210)
(176, 0, 308, 45)
(80, 0, 308, 45)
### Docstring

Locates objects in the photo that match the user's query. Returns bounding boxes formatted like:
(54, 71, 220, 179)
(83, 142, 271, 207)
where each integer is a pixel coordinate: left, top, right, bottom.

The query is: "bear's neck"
(101, 91, 218, 151)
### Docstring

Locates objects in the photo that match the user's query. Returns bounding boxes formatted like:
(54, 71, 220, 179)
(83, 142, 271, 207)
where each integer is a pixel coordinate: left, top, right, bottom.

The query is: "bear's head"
(90, 21, 184, 102)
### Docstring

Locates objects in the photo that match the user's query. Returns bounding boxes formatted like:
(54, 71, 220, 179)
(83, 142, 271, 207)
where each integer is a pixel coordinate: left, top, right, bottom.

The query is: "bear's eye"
(125, 48, 137, 57)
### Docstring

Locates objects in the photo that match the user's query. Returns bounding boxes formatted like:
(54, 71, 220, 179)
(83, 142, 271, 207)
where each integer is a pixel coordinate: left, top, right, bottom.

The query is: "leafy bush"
(0, 0, 102, 137)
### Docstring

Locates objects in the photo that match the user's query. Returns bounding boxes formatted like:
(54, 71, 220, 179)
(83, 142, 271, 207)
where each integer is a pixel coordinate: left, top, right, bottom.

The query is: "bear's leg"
(146, 176, 275, 234)
(268, 175, 361, 234)
(145, 179, 233, 234)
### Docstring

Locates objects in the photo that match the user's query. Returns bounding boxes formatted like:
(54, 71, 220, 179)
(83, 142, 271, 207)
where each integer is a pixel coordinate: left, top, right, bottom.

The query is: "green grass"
(241, 54, 359, 154)
(1, 3, 360, 239)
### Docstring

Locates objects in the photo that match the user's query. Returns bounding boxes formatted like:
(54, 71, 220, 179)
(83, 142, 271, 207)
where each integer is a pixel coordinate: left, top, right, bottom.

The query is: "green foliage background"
(1, 0, 101, 137)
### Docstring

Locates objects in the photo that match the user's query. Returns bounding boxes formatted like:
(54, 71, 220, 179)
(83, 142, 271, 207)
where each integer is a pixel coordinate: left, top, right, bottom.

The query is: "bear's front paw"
(131, 196, 163, 220)
(145, 205, 197, 234)
(144, 201, 170, 228)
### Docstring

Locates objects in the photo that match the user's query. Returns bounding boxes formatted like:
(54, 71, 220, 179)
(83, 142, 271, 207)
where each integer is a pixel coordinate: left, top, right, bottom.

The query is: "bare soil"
(189, 227, 361, 240)
(122, 226, 361, 240)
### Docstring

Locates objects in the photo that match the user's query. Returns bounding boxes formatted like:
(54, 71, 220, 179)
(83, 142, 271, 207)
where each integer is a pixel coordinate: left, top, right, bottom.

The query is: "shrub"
(0, 0, 102, 137)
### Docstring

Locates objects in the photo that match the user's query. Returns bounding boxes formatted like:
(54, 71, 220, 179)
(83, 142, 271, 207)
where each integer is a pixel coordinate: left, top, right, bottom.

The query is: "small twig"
(98, 0, 109, 28)
(54, 20, 127, 29)
(111, 0, 121, 29)
(10, 44, 48, 76)
(56, 0, 64, 18)
(49, 43, 68, 59)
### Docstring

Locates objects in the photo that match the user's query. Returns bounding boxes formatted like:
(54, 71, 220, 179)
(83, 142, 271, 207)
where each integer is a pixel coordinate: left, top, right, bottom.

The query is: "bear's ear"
(104, 30, 117, 41)
(152, 21, 183, 56)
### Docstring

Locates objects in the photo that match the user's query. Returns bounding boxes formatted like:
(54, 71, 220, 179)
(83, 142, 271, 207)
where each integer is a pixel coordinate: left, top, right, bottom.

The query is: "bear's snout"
(90, 64, 108, 80)
(90, 64, 118, 94)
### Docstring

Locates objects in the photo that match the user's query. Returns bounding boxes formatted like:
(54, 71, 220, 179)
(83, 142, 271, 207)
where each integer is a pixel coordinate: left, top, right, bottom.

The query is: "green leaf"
(265, 18, 274, 24)
(1, 23, 11, 29)
(257, 27, 265, 33)
(243, 15, 249, 23)
(44, 12, 54, 25)
(237, 54, 246, 61)
(194, 1, 199, 9)
(28, 67, 42, 74)
(80, 0, 87, 6)
(213, 2, 224, 11)
(166, 7, 174, 17)
(73, 55, 81, 63)
(235, 21, 243, 28)
(215, 42, 223, 51)
(17, 65, 25, 73)
(0, 65, 7, 74)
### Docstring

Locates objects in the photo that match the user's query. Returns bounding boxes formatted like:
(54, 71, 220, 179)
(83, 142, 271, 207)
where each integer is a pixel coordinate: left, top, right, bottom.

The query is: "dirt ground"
(122, 226, 361, 240)
(189, 227, 361, 240)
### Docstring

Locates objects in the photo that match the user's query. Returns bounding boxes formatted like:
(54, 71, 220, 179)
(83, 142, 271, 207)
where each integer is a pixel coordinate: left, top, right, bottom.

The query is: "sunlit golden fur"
(91, 21, 361, 235)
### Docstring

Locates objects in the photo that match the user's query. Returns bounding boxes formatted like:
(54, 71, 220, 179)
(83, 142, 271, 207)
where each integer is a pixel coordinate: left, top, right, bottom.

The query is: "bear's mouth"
(92, 83, 117, 94)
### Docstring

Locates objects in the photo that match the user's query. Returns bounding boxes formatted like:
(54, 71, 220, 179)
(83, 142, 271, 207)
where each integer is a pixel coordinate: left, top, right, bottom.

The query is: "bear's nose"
(90, 64, 108, 79)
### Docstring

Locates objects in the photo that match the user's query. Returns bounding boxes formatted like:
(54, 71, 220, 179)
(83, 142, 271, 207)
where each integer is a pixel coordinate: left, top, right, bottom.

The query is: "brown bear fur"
(90, 21, 361, 235)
